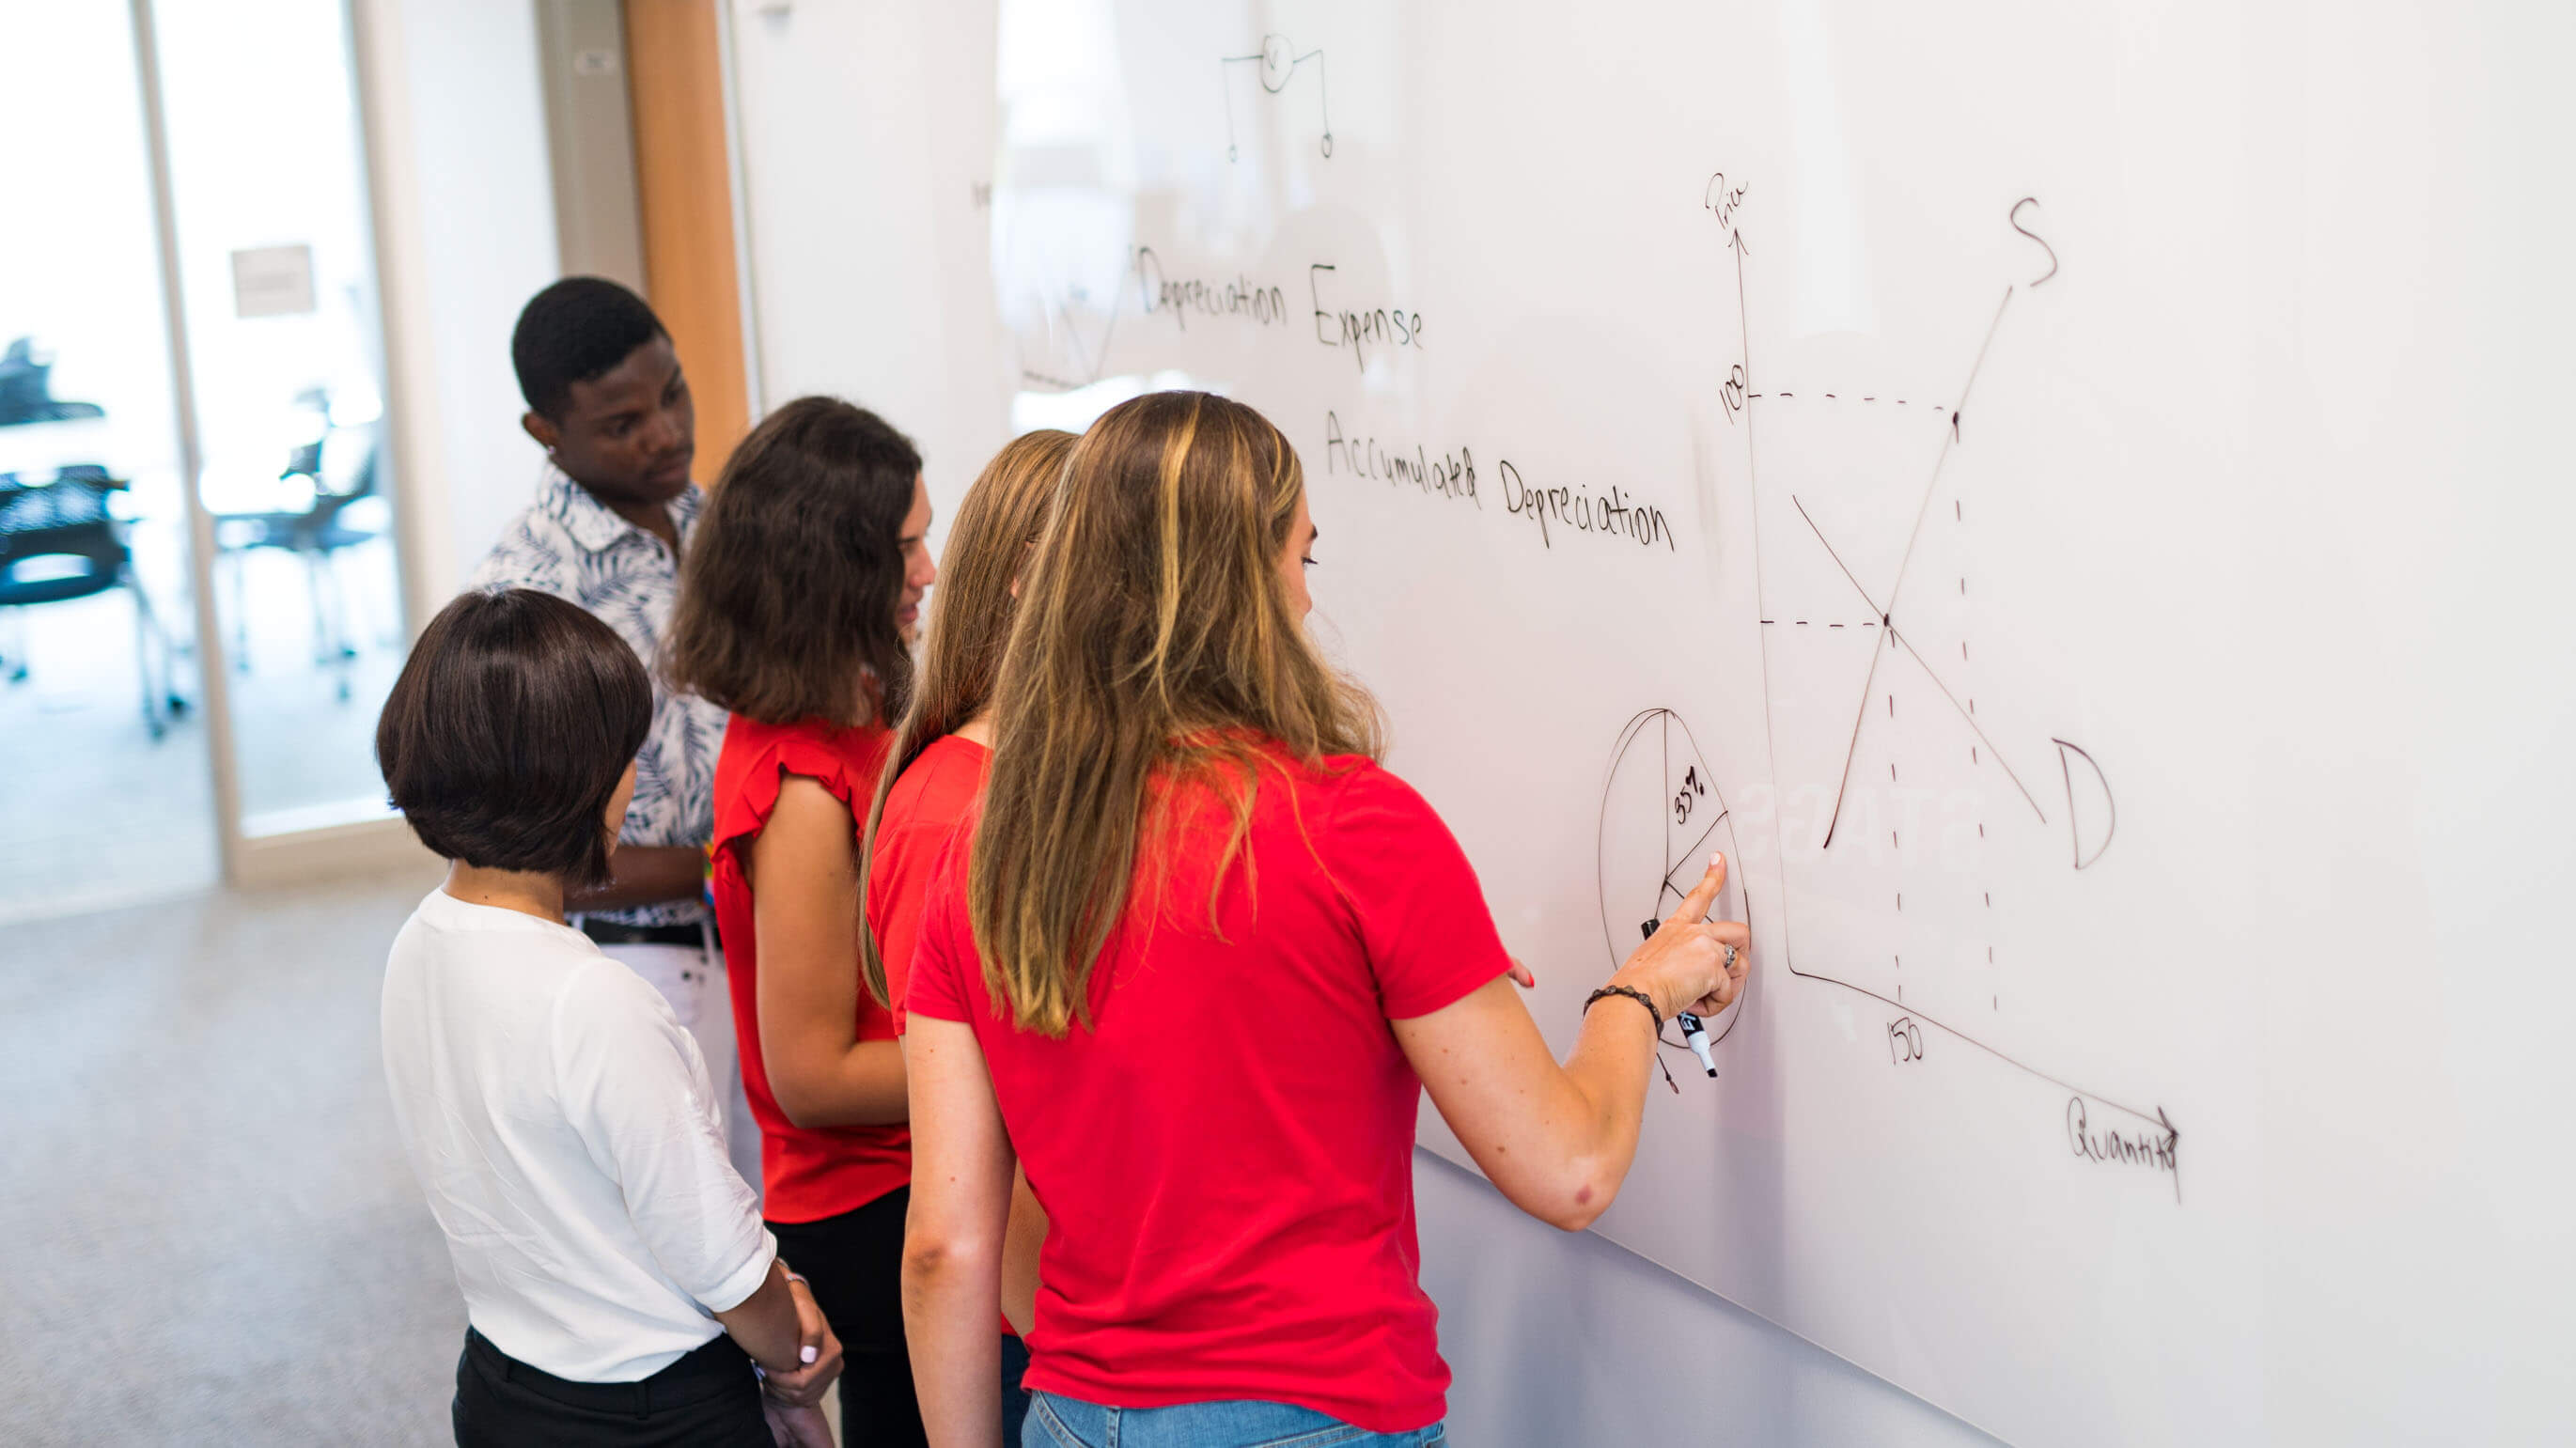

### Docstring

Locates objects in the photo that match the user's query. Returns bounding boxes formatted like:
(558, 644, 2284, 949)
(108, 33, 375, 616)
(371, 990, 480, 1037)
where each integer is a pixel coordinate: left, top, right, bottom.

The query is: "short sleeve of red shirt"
(711, 720, 890, 871)
(864, 735, 990, 1035)
(708, 715, 899, 1224)
(1321, 760, 1514, 1020)
(712, 724, 896, 1042)
(901, 831, 977, 1027)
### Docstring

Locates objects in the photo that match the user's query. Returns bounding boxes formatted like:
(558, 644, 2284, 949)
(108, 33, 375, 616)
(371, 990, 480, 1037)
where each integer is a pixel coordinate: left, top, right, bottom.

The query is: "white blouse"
(381, 888, 774, 1382)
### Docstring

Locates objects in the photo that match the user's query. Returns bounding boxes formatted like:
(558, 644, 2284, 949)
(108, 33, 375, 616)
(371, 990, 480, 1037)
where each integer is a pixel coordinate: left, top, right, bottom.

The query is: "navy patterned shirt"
(469, 470, 724, 926)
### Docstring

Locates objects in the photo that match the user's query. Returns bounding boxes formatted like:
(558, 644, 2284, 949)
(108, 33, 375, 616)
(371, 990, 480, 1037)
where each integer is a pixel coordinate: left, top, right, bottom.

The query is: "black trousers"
(452, 1328, 769, 1448)
(771, 1187, 929, 1447)
(770, 1187, 1036, 1447)
(1001, 1331, 1032, 1444)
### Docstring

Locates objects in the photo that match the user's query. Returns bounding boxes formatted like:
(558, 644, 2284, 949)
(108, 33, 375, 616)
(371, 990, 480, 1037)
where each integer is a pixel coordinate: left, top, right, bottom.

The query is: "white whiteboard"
(906, 1, 2575, 1441)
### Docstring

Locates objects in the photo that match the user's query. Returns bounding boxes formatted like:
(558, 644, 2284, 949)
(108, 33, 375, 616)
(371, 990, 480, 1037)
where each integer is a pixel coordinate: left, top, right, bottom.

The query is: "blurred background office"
(0, 3, 763, 1441)
(1, 0, 400, 919)
(0, 0, 763, 926)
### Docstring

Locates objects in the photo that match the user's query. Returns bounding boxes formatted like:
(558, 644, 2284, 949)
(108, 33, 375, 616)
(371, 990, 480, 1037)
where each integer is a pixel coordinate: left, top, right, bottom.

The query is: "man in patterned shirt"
(469, 277, 757, 1191)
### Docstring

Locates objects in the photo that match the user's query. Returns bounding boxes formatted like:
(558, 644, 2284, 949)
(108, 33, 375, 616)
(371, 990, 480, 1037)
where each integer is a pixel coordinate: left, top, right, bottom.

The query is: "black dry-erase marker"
(1641, 918, 1718, 1077)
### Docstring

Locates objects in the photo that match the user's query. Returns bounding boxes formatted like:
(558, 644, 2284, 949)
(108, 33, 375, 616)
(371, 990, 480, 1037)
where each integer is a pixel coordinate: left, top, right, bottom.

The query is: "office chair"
(0, 469, 186, 739)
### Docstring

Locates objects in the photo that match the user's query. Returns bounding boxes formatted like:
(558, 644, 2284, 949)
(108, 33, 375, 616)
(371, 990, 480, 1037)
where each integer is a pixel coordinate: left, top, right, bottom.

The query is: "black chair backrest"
(0, 476, 127, 574)
(281, 439, 325, 481)
(0, 358, 48, 423)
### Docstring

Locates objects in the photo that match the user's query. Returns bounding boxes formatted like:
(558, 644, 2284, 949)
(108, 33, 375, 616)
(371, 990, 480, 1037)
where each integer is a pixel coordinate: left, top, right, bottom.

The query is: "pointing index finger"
(1666, 853, 1727, 927)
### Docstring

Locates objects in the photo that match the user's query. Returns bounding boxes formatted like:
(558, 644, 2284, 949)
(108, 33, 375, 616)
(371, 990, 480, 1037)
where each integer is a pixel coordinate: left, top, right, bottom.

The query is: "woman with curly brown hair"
(665, 396, 937, 1445)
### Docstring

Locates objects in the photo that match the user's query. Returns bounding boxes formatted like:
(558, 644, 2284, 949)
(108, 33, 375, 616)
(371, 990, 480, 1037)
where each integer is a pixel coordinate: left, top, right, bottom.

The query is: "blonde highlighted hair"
(969, 391, 1382, 1036)
(858, 428, 1075, 1005)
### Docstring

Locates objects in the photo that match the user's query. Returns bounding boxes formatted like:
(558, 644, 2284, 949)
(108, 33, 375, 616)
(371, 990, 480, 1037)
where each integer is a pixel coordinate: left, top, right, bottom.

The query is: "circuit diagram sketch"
(1219, 34, 1332, 161)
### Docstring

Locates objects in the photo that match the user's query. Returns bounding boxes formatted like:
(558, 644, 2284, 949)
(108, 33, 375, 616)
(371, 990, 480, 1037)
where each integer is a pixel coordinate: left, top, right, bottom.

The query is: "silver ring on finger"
(1724, 944, 1739, 972)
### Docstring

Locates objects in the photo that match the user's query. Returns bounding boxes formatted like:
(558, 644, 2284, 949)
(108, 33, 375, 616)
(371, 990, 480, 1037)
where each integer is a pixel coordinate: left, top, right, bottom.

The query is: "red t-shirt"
(710, 714, 898, 1224)
(863, 734, 991, 1038)
(860, 732, 1018, 1339)
(906, 745, 1510, 1433)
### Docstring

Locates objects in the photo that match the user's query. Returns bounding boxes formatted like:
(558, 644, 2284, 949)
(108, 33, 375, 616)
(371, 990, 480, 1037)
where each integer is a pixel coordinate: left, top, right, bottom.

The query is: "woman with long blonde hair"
(857, 427, 1074, 1444)
(901, 392, 1747, 1447)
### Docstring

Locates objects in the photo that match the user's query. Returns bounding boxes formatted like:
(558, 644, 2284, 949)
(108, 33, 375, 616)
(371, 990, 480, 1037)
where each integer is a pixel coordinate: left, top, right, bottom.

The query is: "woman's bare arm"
(1000, 1170, 1048, 1337)
(750, 777, 909, 1128)
(902, 1018, 1014, 1448)
(1392, 855, 1747, 1232)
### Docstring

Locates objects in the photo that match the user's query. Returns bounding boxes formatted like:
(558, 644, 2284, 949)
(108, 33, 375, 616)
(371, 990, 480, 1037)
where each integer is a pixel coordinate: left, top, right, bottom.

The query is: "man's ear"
(521, 411, 559, 453)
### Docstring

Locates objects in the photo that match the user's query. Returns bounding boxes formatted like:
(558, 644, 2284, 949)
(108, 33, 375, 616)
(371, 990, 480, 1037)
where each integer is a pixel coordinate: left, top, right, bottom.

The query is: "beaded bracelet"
(1584, 983, 1663, 1036)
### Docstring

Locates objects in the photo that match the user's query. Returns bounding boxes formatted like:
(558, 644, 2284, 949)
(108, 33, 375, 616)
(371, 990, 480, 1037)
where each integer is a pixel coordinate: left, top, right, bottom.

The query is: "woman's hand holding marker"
(1613, 853, 1750, 1024)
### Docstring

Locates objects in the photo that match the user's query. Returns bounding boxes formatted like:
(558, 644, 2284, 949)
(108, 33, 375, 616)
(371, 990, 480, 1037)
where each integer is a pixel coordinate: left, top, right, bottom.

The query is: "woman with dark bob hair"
(376, 587, 840, 1448)
(664, 396, 940, 1445)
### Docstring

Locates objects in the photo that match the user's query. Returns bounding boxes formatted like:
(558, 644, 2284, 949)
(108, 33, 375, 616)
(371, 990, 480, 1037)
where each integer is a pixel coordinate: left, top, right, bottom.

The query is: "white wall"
(1415, 1153, 1995, 1445)
(726, 5, 1980, 1441)
(352, 0, 563, 626)
(726, 0, 1011, 514)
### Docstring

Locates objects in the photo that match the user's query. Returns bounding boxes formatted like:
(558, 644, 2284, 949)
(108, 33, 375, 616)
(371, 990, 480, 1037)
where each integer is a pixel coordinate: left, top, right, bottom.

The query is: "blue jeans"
(1024, 1391, 1447, 1448)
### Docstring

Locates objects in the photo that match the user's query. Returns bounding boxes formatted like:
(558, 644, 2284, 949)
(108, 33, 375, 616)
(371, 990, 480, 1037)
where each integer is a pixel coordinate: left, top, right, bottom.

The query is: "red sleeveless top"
(710, 714, 898, 1224)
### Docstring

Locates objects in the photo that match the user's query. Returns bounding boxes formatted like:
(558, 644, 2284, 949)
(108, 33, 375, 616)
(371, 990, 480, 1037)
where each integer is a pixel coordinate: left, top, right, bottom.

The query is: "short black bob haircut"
(511, 276, 668, 421)
(377, 588, 652, 887)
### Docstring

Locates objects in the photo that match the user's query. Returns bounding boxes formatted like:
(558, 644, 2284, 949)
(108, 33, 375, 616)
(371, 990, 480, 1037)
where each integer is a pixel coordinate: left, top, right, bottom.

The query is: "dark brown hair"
(856, 428, 1073, 1004)
(664, 396, 923, 726)
(376, 587, 651, 885)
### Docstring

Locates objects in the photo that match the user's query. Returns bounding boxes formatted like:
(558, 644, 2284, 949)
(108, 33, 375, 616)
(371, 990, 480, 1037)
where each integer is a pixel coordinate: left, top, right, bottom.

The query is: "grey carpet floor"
(0, 864, 463, 1446)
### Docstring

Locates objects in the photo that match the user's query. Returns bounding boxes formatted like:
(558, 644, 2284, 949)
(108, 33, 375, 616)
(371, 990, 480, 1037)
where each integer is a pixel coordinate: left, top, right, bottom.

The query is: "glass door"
(149, 0, 408, 842)
(0, 0, 414, 926)
(0, 2, 218, 922)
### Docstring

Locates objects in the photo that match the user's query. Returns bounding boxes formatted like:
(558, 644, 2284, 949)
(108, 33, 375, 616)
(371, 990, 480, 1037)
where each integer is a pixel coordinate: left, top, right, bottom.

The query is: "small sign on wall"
(231, 244, 316, 319)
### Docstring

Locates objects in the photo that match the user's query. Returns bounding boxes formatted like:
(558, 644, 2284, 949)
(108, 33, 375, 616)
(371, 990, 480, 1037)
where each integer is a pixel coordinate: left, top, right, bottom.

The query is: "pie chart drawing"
(1595, 708, 1751, 1050)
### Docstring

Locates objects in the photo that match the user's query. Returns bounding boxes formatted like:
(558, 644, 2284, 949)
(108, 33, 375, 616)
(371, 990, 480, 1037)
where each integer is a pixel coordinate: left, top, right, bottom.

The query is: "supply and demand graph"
(1600, 179, 2178, 1194)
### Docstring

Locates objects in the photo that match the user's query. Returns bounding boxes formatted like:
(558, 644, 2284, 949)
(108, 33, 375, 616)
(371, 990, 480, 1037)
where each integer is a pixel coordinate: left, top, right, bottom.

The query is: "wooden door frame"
(623, 0, 756, 476)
